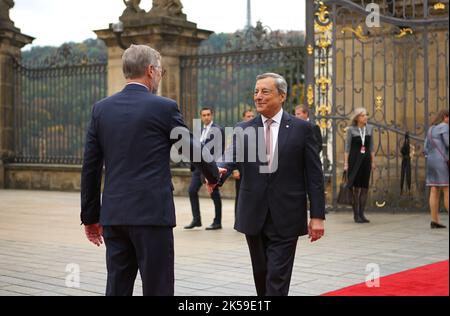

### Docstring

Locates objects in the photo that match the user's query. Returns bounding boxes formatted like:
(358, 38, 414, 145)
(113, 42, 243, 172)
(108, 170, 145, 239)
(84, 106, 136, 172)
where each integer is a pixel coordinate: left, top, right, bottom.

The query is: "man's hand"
(84, 223, 103, 247)
(308, 219, 325, 243)
(232, 170, 241, 180)
(206, 168, 227, 194)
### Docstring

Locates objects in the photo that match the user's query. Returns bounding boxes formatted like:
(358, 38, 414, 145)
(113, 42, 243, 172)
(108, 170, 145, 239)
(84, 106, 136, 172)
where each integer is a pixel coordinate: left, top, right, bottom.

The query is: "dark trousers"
(189, 169, 222, 224)
(235, 178, 241, 216)
(103, 226, 174, 296)
(245, 213, 299, 296)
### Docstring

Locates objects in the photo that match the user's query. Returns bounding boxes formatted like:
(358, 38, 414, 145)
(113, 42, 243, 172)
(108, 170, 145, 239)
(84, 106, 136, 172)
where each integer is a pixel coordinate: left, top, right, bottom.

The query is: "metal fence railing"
(180, 46, 305, 129)
(12, 56, 107, 165)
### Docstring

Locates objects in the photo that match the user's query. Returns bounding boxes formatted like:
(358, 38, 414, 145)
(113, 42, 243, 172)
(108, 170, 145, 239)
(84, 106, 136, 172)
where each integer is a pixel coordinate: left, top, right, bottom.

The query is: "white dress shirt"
(200, 121, 213, 143)
(261, 108, 284, 156)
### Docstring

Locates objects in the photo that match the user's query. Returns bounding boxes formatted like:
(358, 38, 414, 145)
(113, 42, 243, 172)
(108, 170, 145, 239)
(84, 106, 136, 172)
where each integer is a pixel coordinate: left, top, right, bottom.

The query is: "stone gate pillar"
(94, 0, 212, 104)
(0, 0, 34, 187)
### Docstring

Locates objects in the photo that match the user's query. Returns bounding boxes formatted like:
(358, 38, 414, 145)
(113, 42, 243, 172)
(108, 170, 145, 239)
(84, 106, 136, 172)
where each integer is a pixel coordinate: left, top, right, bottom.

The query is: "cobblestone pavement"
(0, 190, 448, 296)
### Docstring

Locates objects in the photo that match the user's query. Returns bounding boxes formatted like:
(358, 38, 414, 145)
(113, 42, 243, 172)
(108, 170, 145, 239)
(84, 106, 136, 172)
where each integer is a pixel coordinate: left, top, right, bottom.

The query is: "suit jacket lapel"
(273, 111, 292, 167)
(253, 116, 264, 129)
(253, 113, 292, 173)
(204, 123, 215, 144)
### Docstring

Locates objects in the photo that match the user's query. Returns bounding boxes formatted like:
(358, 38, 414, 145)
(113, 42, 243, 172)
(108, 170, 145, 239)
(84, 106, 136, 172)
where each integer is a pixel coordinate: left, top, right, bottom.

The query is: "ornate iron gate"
(180, 34, 305, 128)
(12, 45, 107, 164)
(305, 0, 449, 211)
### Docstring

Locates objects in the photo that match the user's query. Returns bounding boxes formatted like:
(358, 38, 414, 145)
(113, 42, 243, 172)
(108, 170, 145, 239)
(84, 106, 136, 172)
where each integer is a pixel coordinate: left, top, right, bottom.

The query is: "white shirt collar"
(127, 82, 149, 90)
(200, 121, 213, 142)
(203, 121, 213, 129)
(261, 108, 284, 125)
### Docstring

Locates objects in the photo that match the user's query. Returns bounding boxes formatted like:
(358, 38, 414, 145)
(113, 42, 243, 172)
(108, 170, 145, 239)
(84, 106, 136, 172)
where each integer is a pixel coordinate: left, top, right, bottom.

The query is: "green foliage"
(15, 34, 304, 162)
(199, 30, 305, 54)
(15, 40, 108, 163)
(21, 39, 107, 67)
(199, 33, 233, 54)
(191, 30, 305, 127)
(183, 47, 305, 128)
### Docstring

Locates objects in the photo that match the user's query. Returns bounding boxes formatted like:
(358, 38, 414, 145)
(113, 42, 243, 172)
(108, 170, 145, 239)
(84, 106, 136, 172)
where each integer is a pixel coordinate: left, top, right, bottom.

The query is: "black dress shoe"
(360, 216, 370, 223)
(431, 222, 446, 229)
(205, 223, 222, 230)
(184, 221, 202, 229)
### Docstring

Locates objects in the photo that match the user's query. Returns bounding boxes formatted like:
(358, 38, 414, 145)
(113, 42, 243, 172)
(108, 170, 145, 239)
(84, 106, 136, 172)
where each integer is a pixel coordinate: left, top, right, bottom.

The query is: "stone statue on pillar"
(0, 0, 15, 28)
(149, 0, 186, 19)
(123, 0, 145, 13)
(121, 0, 145, 20)
(95, 0, 211, 101)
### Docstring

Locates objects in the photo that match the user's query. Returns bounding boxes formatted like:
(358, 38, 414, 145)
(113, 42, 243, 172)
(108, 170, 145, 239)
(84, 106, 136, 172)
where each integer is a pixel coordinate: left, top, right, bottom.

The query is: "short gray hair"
(256, 73, 288, 95)
(122, 44, 161, 79)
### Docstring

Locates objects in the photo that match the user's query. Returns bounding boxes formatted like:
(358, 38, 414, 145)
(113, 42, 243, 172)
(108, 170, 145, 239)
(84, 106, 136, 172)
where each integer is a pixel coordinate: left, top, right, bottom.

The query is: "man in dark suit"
(81, 44, 219, 296)
(295, 105, 323, 154)
(185, 107, 225, 230)
(210, 73, 325, 296)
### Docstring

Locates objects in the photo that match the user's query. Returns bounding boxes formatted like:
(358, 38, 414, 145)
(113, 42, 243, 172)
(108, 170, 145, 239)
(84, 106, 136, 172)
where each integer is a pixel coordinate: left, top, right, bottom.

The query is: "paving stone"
(0, 190, 448, 296)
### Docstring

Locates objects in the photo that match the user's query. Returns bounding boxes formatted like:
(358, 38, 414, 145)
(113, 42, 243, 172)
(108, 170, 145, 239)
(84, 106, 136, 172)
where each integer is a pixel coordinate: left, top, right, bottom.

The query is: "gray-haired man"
(81, 44, 219, 296)
(213, 73, 326, 296)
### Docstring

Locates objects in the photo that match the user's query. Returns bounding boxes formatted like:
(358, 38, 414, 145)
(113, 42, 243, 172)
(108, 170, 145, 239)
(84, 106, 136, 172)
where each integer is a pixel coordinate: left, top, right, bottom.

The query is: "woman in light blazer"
(424, 109, 449, 229)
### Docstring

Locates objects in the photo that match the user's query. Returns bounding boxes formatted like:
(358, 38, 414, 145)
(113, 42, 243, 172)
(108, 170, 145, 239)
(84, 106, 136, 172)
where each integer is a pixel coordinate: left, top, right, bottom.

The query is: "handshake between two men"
(81, 62, 326, 296)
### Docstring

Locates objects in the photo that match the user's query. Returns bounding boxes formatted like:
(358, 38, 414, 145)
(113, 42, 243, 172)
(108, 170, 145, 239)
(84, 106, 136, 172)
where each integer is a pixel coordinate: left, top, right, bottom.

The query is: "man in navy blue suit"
(80, 44, 219, 296)
(210, 73, 326, 296)
(184, 107, 225, 230)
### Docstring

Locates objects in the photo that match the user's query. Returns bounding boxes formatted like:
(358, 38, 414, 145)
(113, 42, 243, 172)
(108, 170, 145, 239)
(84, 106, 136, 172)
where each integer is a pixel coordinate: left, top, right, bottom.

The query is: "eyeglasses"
(153, 65, 166, 78)
(160, 67, 167, 78)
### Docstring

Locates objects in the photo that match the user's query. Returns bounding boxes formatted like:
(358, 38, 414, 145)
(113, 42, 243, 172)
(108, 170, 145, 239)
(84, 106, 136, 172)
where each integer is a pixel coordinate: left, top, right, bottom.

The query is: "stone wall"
(4, 164, 237, 198)
(0, 159, 4, 189)
(5, 164, 82, 191)
(3, 163, 340, 209)
(0, 1, 33, 160)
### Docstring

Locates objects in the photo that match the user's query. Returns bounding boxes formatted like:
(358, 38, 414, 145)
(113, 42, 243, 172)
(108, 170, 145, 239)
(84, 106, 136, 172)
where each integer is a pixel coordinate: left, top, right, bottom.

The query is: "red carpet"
(323, 260, 449, 296)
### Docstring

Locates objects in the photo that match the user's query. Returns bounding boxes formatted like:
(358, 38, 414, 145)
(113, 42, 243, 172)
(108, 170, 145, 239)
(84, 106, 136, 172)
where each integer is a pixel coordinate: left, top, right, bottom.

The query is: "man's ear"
(147, 65, 153, 78)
